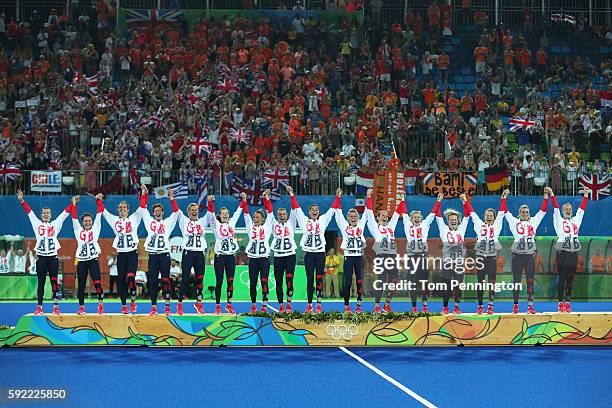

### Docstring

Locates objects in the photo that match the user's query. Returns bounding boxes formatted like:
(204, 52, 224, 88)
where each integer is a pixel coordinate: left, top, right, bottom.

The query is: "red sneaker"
(558, 302, 565, 313)
(250, 304, 257, 314)
(261, 306, 267, 313)
(453, 306, 462, 314)
(278, 304, 285, 313)
(442, 306, 449, 315)
(225, 304, 236, 314)
(305, 304, 313, 314)
(487, 305, 494, 315)
(527, 305, 536, 314)
(164, 306, 171, 316)
(215, 304, 221, 314)
(177, 303, 184, 316)
(97, 303, 104, 315)
(130, 301, 137, 313)
(149, 305, 158, 316)
(411, 306, 418, 313)
(565, 302, 572, 313)
(285, 303, 292, 313)
(382, 304, 392, 313)
(512, 304, 519, 314)
(194, 302, 205, 315)
(422, 305, 428, 313)
(476, 305, 483, 315)
(315, 304, 323, 314)
(53, 305, 61, 315)
(33, 305, 44, 315)
(121, 305, 129, 314)
(355, 306, 362, 314)
(374, 304, 381, 313)
(344, 306, 352, 314)
(77, 306, 86, 315)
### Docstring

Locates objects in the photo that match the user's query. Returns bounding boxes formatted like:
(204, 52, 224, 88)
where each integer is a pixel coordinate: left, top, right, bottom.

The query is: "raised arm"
(71, 196, 81, 234)
(17, 189, 41, 228)
(574, 190, 588, 227)
(287, 186, 307, 229)
(434, 193, 446, 233)
(493, 192, 508, 231)
(165, 189, 181, 233)
(422, 199, 441, 227)
(389, 193, 407, 231)
(206, 195, 218, 230)
(93, 196, 105, 237)
(332, 191, 348, 230)
(229, 193, 247, 228)
(532, 190, 549, 229)
(263, 192, 276, 231)
(364, 189, 381, 240)
(458, 195, 471, 236)
(52, 199, 74, 234)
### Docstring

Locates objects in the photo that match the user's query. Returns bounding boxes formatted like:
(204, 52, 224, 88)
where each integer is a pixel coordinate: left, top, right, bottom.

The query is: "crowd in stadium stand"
(0, 0, 610, 197)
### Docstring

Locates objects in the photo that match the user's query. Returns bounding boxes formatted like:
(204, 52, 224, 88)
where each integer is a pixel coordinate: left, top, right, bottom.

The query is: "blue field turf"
(0, 346, 610, 407)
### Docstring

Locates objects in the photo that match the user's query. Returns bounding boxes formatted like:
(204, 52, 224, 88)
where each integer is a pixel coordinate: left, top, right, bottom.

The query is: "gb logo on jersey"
(150, 221, 166, 234)
(306, 221, 320, 234)
(562, 220, 579, 235)
(274, 224, 290, 237)
(345, 226, 362, 237)
(409, 226, 422, 239)
(220, 224, 234, 238)
(38, 224, 56, 237)
(115, 220, 132, 233)
(251, 227, 265, 240)
(79, 229, 94, 242)
(480, 224, 494, 239)
(187, 221, 203, 235)
(447, 231, 464, 244)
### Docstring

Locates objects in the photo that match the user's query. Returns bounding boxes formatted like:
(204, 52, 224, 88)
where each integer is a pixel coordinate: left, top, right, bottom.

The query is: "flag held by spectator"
(154, 181, 188, 200)
(508, 116, 537, 132)
(85, 74, 98, 95)
(129, 168, 140, 195)
(263, 168, 289, 190)
(125, 9, 183, 24)
(190, 136, 212, 156)
(405, 169, 420, 195)
(229, 128, 250, 145)
(579, 172, 609, 200)
(551, 13, 576, 25)
(356, 169, 374, 188)
(485, 166, 510, 192)
(216, 77, 240, 94)
(0, 164, 21, 183)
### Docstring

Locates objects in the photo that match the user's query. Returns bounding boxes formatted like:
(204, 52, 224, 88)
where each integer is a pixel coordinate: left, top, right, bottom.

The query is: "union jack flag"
(217, 64, 232, 77)
(190, 136, 212, 156)
(229, 128, 250, 145)
(0, 163, 21, 183)
(579, 172, 609, 200)
(233, 176, 280, 205)
(210, 150, 224, 166)
(85, 74, 98, 95)
(216, 77, 240, 94)
(551, 13, 576, 25)
(124, 9, 183, 24)
(262, 168, 289, 190)
(508, 116, 538, 132)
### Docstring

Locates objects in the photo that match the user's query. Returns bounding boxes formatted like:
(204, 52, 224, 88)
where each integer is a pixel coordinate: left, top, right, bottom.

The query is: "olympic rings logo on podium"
(325, 323, 358, 341)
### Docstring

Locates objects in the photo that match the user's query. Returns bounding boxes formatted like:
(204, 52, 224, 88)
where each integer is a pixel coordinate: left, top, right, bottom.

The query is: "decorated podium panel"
(1, 312, 610, 347)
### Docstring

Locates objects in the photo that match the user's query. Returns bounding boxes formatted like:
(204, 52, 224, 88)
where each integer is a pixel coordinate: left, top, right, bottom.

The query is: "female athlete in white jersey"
(17, 189, 72, 315)
(271, 187, 298, 312)
(548, 187, 588, 313)
(141, 187, 181, 316)
(364, 188, 405, 313)
(401, 193, 439, 313)
(100, 184, 147, 314)
(207, 193, 246, 315)
(244, 190, 275, 313)
(72, 195, 105, 315)
(288, 186, 335, 313)
(465, 191, 507, 315)
(333, 188, 367, 313)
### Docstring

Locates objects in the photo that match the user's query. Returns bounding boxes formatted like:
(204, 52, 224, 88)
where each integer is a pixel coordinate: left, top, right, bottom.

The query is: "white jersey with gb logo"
(293, 207, 335, 253)
(334, 209, 367, 257)
(402, 212, 436, 255)
(505, 202, 547, 255)
(103, 208, 145, 253)
(436, 214, 470, 261)
(72, 204, 103, 261)
(22, 202, 72, 257)
(271, 217, 298, 257)
(177, 212, 209, 252)
(142, 203, 180, 254)
(365, 207, 400, 255)
(244, 211, 275, 258)
(207, 204, 243, 255)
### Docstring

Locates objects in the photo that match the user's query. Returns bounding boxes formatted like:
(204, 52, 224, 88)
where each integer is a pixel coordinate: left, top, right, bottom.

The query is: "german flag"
(485, 166, 510, 192)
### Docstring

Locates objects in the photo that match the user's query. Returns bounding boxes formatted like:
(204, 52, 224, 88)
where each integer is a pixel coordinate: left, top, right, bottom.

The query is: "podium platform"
(1, 312, 610, 347)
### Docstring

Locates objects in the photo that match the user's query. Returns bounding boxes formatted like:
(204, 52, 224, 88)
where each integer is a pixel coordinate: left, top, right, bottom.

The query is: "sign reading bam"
(373, 170, 405, 213)
(423, 172, 477, 198)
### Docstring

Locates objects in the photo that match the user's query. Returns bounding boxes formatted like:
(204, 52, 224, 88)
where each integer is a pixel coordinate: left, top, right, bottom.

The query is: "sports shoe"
(442, 306, 449, 315)
(382, 304, 392, 313)
(453, 306, 462, 314)
(33, 305, 44, 315)
(130, 301, 137, 313)
(565, 302, 572, 313)
(315, 304, 323, 314)
(215, 304, 221, 314)
(355, 306, 362, 314)
(512, 304, 519, 314)
(476, 305, 483, 315)
(527, 305, 536, 314)
(164, 306, 171, 316)
(225, 304, 236, 314)
(97, 303, 104, 315)
(177, 303, 184, 316)
(305, 304, 313, 314)
(344, 306, 352, 314)
(278, 304, 285, 313)
(121, 305, 129, 314)
(374, 304, 381, 313)
(285, 303, 292, 313)
(149, 305, 158, 316)
(53, 305, 61, 315)
(411, 306, 418, 313)
(250, 304, 257, 314)
(487, 305, 494, 315)
(422, 305, 428, 313)
(558, 302, 565, 313)
(77, 306, 86, 315)
(261, 306, 267, 313)
(194, 302, 205, 315)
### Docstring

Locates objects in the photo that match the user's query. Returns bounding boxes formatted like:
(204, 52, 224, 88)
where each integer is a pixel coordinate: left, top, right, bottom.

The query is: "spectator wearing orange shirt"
(427, 1, 441, 35)
(473, 45, 488, 73)
(536, 48, 547, 74)
(590, 249, 606, 273)
(460, 91, 474, 120)
(437, 50, 449, 84)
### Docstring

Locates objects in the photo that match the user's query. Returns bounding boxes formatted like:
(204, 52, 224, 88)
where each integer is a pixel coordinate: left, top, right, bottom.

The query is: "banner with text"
(423, 172, 477, 198)
(30, 171, 62, 192)
(373, 170, 405, 214)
